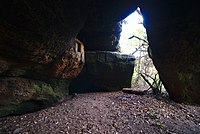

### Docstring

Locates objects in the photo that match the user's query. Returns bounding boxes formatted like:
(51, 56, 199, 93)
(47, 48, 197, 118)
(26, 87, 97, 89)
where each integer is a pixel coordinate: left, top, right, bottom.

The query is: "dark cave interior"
(0, 0, 199, 117)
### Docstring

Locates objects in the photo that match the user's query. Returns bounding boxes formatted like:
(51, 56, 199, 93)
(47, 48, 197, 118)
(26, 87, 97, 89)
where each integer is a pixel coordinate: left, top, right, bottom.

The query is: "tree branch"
(129, 35, 149, 44)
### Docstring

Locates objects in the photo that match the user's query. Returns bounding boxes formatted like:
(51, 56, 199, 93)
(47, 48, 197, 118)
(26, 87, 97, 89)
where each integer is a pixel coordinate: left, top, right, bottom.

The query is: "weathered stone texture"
(0, 0, 88, 78)
(141, 1, 200, 103)
(0, 0, 88, 117)
(0, 77, 70, 117)
(70, 51, 135, 93)
(0, 0, 200, 117)
(52, 39, 85, 79)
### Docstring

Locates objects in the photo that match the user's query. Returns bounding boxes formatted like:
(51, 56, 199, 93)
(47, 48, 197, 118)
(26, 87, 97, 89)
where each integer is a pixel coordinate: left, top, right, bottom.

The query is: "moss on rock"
(0, 78, 70, 117)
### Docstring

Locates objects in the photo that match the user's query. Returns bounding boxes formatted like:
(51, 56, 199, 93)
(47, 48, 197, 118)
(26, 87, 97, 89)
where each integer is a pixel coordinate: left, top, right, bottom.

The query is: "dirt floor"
(0, 90, 200, 134)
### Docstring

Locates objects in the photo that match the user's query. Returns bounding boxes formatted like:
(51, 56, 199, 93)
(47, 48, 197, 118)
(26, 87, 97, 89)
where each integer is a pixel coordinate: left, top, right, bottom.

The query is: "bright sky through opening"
(119, 7, 147, 56)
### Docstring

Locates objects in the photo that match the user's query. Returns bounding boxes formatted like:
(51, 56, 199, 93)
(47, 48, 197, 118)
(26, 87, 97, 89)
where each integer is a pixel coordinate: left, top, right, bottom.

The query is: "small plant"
(140, 73, 163, 95)
(155, 122, 165, 129)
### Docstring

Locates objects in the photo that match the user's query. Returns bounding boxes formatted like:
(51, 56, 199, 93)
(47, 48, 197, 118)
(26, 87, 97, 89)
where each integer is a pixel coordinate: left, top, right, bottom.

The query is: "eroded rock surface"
(0, 78, 70, 117)
(0, 39, 85, 117)
(141, 1, 200, 103)
(0, 0, 87, 117)
(0, 0, 200, 117)
(70, 51, 135, 93)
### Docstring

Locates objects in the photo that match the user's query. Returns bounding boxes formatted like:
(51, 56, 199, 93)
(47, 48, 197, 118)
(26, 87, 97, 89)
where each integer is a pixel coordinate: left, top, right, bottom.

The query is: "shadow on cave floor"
(1, 88, 200, 134)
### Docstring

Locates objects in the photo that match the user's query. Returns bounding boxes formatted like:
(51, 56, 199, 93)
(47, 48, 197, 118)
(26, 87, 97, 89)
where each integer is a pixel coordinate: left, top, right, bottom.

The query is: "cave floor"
(0, 90, 200, 134)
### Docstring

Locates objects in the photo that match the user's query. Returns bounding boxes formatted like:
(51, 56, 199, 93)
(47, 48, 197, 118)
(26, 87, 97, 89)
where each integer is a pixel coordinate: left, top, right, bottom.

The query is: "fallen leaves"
(0, 91, 199, 134)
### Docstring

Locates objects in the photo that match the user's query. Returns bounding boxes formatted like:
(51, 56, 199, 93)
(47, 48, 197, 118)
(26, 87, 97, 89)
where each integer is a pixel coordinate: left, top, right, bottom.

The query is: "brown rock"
(53, 39, 84, 79)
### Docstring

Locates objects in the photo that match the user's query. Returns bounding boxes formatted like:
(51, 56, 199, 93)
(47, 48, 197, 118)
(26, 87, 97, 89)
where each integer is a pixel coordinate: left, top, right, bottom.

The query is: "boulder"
(0, 77, 70, 117)
(0, 39, 85, 117)
(70, 51, 135, 93)
(141, 1, 200, 103)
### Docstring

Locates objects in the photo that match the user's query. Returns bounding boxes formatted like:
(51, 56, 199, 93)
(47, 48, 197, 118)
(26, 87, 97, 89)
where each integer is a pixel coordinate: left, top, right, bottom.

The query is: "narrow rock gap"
(119, 7, 166, 95)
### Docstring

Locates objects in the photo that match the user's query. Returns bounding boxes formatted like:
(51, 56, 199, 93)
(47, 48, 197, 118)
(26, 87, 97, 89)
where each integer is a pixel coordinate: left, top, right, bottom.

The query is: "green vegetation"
(33, 83, 60, 102)
(34, 83, 55, 96)
(119, 7, 166, 95)
(140, 73, 163, 95)
(155, 122, 166, 129)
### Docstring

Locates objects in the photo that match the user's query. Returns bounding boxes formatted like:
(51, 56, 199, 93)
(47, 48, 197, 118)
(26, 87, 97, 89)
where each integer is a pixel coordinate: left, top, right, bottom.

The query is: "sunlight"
(119, 7, 147, 57)
(119, 8, 164, 93)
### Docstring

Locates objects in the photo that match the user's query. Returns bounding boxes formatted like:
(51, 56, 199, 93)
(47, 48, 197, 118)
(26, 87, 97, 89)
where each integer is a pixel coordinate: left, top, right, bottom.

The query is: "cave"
(0, 0, 199, 118)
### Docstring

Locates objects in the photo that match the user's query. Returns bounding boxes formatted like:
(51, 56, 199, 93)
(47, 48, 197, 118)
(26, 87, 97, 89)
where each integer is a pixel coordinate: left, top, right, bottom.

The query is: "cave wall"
(79, 0, 200, 104)
(78, 0, 138, 51)
(0, 0, 89, 117)
(0, 0, 139, 117)
(0, 0, 89, 77)
(140, 1, 200, 103)
(69, 51, 135, 94)
(0, 0, 200, 117)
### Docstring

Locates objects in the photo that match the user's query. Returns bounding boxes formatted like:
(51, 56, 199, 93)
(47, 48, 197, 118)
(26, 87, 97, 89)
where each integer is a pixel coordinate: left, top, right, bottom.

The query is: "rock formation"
(69, 51, 135, 93)
(0, 0, 199, 117)
(140, 1, 200, 103)
(0, 0, 87, 116)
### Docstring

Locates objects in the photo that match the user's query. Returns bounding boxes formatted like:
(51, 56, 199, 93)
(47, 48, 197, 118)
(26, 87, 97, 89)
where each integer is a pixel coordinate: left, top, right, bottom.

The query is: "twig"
(140, 73, 163, 95)
(139, 73, 154, 89)
(131, 43, 147, 55)
(129, 35, 149, 44)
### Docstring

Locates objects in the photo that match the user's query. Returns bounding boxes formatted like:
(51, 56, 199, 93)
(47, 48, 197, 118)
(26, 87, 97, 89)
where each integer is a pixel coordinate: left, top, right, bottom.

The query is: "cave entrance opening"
(119, 7, 165, 94)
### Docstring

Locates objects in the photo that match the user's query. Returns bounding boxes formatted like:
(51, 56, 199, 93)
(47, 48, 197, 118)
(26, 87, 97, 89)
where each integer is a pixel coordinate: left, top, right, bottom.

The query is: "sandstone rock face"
(0, 78, 69, 117)
(0, 1, 87, 117)
(70, 51, 135, 93)
(141, 1, 200, 103)
(78, 1, 138, 51)
(0, 39, 85, 117)
(52, 39, 85, 79)
(0, 1, 88, 79)
(0, 0, 200, 117)
(78, 22, 122, 51)
(0, 0, 138, 117)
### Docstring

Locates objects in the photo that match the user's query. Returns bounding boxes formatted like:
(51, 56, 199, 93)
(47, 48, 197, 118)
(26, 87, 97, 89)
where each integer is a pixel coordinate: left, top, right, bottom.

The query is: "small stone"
(13, 128, 23, 134)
